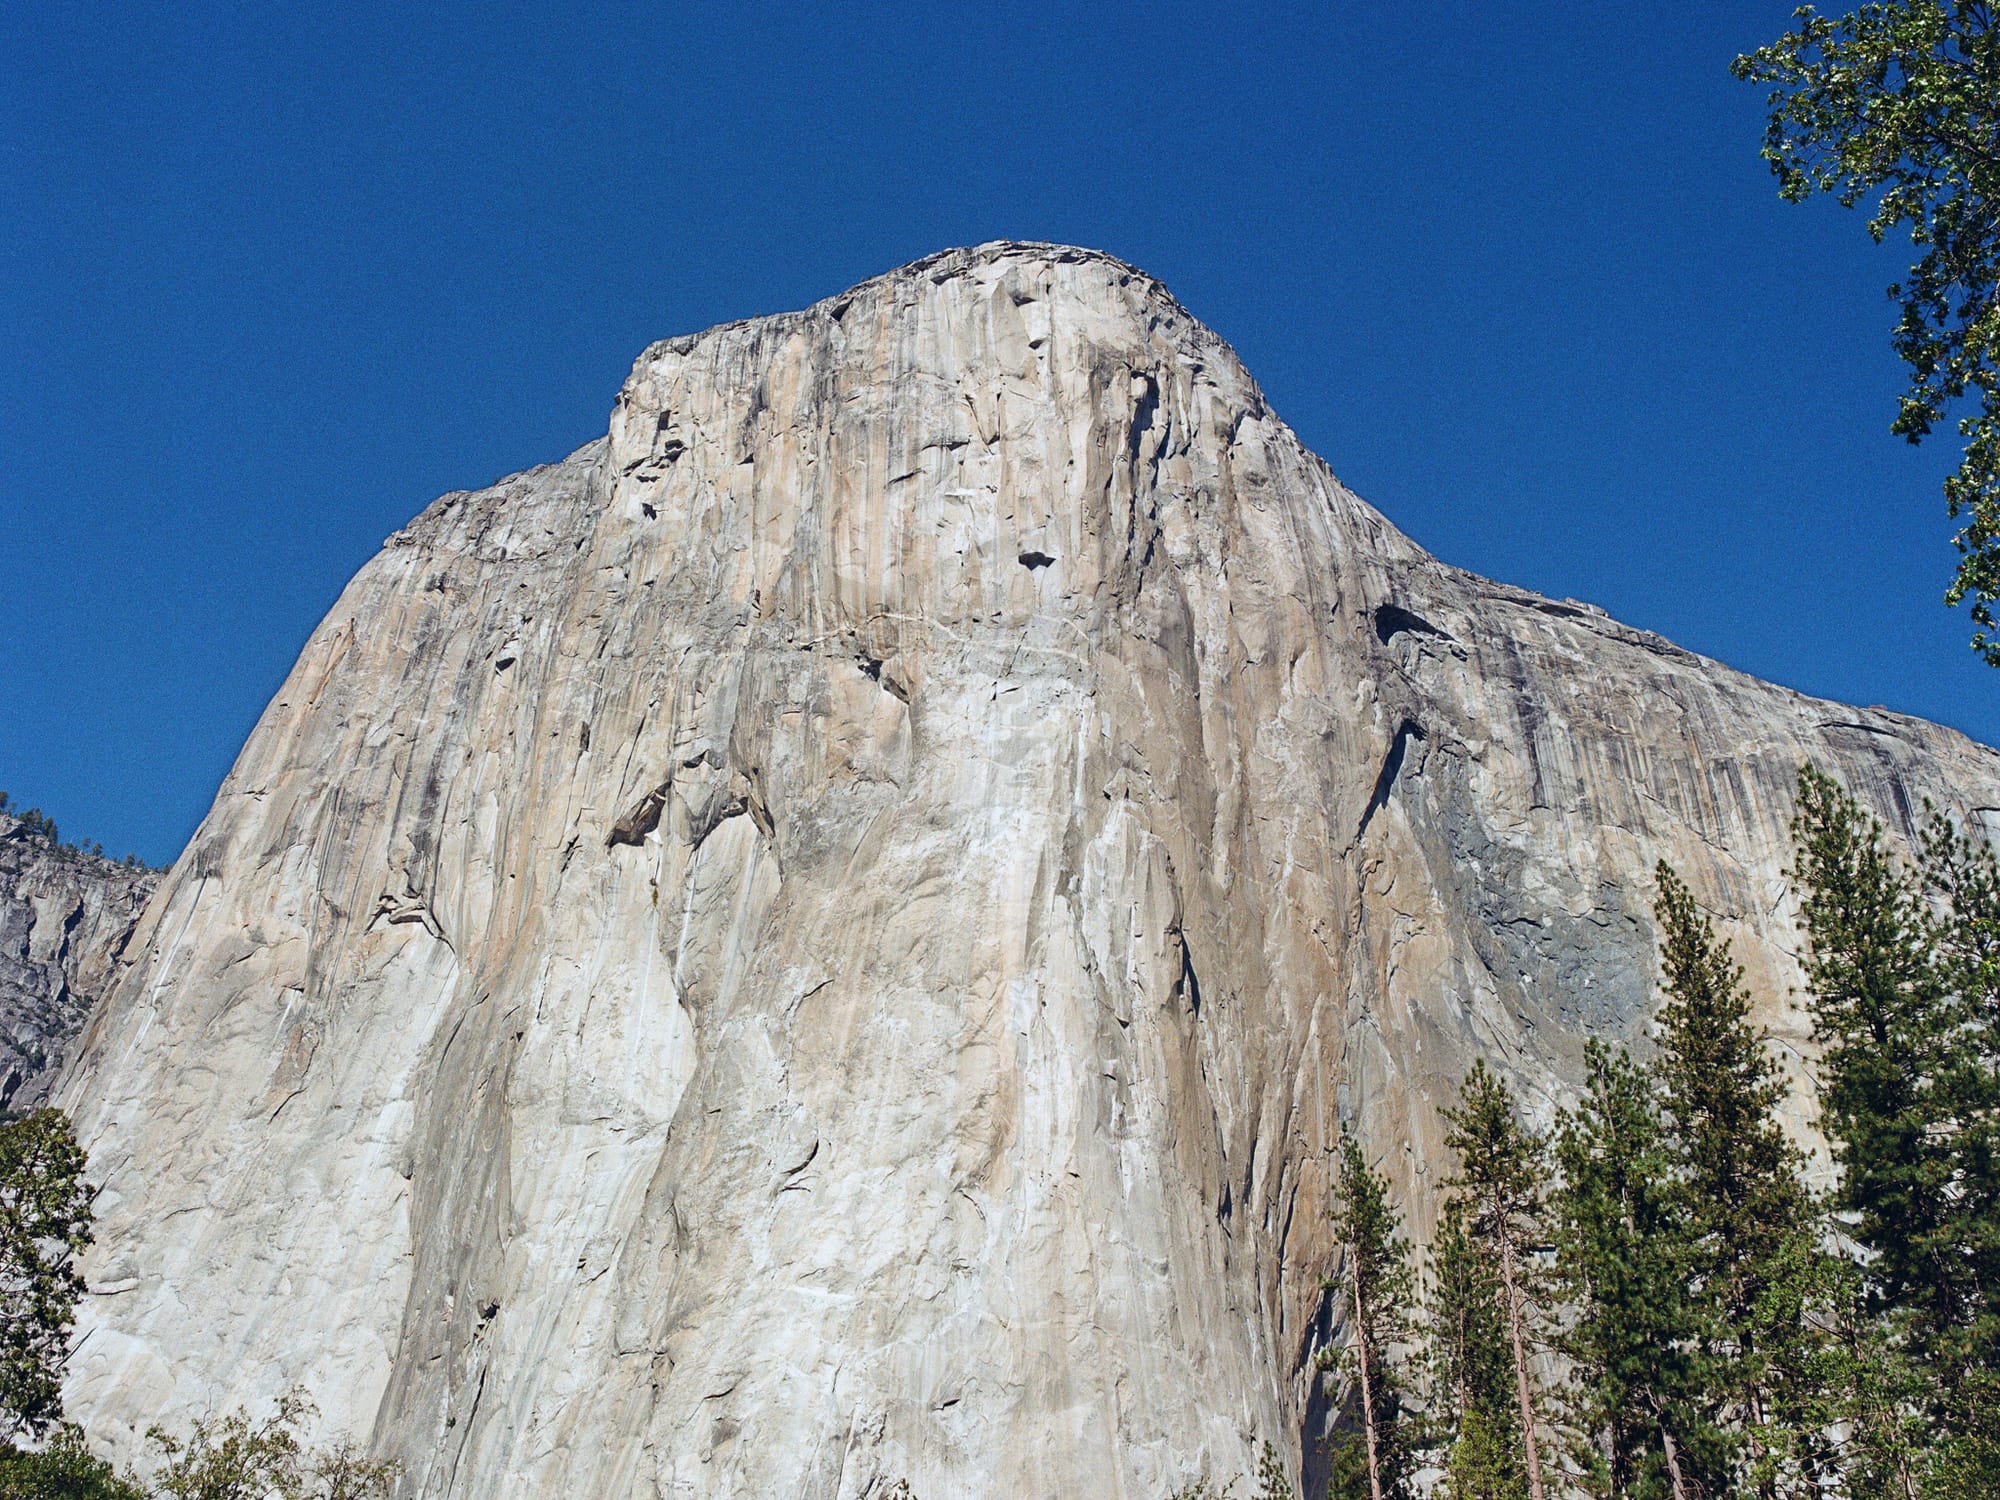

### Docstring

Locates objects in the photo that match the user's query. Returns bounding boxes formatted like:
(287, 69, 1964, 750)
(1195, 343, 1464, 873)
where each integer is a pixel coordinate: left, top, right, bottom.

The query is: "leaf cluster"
(146, 1390, 395, 1500)
(0, 1424, 147, 1499)
(1735, 4, 2000, 658)
(0, 1113, 93, 1440)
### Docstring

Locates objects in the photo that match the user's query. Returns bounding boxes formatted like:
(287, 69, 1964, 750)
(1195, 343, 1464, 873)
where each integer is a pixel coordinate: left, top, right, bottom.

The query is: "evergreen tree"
(1792, 767, 2000, 1489)
(1441, 1063, 1551, 1500)
(1551, 1039, 1721, 1500)
(1424, 1199, 1525, 1500)
(1325, 1136, 1415, 1500)
(1792, 771, 1950, 1323)
(1909, 807, 2000, 1487)
(1910, 808, 2000, 1348)
(1651, 862, 1818, 1492)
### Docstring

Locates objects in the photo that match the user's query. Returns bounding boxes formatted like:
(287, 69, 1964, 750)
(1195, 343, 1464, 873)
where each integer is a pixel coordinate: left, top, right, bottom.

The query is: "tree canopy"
(0, 1111, 93, 1440)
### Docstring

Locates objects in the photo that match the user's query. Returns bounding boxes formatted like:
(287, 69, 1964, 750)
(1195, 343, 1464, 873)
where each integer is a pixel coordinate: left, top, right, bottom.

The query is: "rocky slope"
(0, 812, 156, 1110)
(53, 243, 2000, 1497)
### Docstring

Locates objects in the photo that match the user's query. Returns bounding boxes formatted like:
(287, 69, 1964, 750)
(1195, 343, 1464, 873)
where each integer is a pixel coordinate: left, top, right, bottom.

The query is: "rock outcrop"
(53, 243, 2000, 1497)
(0, 813, 156, 1110)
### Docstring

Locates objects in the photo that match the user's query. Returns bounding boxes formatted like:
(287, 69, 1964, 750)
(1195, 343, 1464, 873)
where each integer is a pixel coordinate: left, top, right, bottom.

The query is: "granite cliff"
(0, 811, 156, 1111)
(52, 243, 2000, 1497)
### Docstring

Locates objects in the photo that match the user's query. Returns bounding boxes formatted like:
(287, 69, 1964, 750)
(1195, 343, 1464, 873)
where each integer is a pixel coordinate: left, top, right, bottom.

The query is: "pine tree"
(1424, 1198, 1525, 1500)
(1325, 1136, 1416, 1500)
(1441, 1063, 1551, 1500)
(1792, 771, 1949, 1322)
(1909, 806, 2000, 1486)
(1912, 812, 2000, 1303)
(1792, 768, 2000, 1489)
(1552, 1039, 1721, 1500)
(1651, 862, 1817, 1491)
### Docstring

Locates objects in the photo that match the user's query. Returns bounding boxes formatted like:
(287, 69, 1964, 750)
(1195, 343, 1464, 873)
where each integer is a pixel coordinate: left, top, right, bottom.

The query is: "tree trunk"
(1748, 1384, 1776, 1500)
(1498, 1236, 1546, 1500)
(1351, 1251, 1384, 1500)
(1653, 1397, 1687, 1500)
(1455, 1305, 1468, 1419)
(1868, 1404, 1920, 1500)
(1661, 1423, 1688, 1500)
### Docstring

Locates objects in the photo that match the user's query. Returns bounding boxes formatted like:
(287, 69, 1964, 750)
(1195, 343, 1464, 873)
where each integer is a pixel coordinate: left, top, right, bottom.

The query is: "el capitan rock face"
(53, 243, 2000, 1496)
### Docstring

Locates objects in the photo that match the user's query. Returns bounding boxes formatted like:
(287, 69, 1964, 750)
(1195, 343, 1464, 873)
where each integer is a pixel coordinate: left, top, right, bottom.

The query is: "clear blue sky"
(2, 3, 1988, 866)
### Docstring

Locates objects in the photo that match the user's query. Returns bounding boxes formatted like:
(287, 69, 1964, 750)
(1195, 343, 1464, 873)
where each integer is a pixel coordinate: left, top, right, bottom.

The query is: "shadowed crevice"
(1373, 603, 1449, 646)
(1357, 720, 1424, 840)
